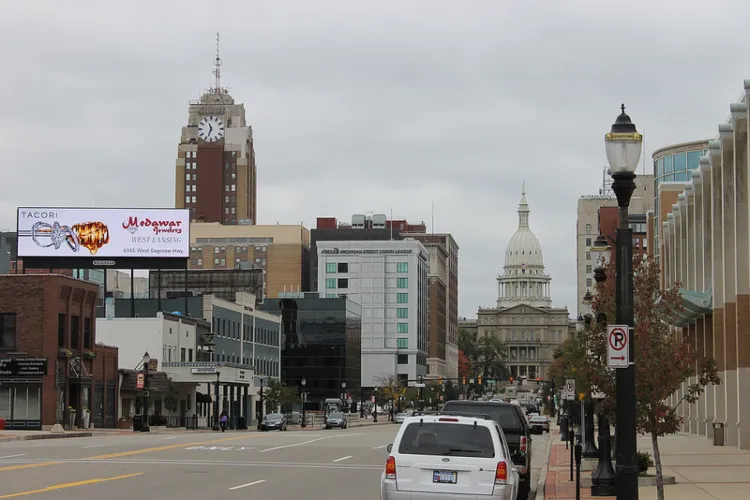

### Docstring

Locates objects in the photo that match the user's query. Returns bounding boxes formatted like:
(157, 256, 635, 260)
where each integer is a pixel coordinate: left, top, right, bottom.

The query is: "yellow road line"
(0, 472, 143, 499)
(0, 434, 254, 472)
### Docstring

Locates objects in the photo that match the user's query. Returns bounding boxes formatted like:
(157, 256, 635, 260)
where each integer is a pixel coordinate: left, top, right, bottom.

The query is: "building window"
(397, 338, 408, 349)
(337, 278, 348, 288)
(191, 196, 196, 203)
(397, 262, 408, 273)
(586, 265, 592, 273)
(397, 308, 408, 318)
(397, 278, 408, 288)
(338, 262, 348, 273)
(83, 318, 92, 349)
(586, 278, 592, 287)
(57, 313, 66, 348)
(397, 354, 408, 364)
(0, 313, 17, 350)
(326, 278, 336, 289)
(185, 196, 190, 204)
(397, 323, 408, 333)
(326, 293, 337, 298)
(326, 262, 337, 273)
(585, 223, 592, 234)
(231, 184, 236, 191)
(225, 196, 229, 203)
(397, 293, 408, 303)
(585, 252, 591, 260)
(185, 173, 190, 180)
(70, 315, 80, 349)
(585, 238, 591, 247)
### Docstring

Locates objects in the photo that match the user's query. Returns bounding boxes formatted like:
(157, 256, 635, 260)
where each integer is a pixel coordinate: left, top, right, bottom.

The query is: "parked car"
(325, 412, 348, 429)
(441, 400, 533, 500)
(380, 414, 519, 500)
(528, 415, 550, 434)
(259, 413, 287, 431)
(394, 412, 408, 424)
(525, 404, 540, 416)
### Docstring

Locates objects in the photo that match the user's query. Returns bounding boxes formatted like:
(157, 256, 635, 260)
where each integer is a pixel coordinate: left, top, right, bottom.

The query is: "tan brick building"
(188, 222, 310, 300)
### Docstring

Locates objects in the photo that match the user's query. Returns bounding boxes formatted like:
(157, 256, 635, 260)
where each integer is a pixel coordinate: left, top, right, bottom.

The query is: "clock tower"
(175, 33, 257, 225)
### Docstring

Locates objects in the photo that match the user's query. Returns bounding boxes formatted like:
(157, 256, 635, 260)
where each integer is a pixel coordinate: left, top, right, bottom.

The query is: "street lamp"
(212, 371, 221, 431)
(341, 381, 347, 412)
(300, 377, 307, 428)
(257, 377, 265, 430)
(142, 351, 151, 432)
(604, 104, 642, 500)
(590, 235, 616, 496)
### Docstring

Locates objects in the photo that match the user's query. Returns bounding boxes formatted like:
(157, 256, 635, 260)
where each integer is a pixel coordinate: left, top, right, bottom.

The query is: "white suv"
(381, 414, 520, 500)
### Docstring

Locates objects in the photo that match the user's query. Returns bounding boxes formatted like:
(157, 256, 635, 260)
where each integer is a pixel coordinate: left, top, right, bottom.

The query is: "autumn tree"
(374, 374, 406, 410)
(573, 256, 720, 500)
(458, 329, 508, 398)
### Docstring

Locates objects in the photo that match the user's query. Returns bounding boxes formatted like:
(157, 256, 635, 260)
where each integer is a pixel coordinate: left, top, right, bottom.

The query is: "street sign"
(565, 379, 575, 401)
(607, 325, 630, 369)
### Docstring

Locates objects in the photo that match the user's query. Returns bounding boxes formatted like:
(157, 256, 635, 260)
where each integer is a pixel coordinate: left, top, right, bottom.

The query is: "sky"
(1, 0, 749, 318)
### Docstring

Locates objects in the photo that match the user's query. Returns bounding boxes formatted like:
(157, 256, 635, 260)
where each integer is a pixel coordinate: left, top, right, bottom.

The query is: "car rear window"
(442, 403, 524, 432)
(397, 422, 495, 458)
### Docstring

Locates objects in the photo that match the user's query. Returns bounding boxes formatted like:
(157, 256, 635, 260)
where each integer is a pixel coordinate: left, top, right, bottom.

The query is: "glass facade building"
(652, 140, 709, 262)
(260, 297, 362, 406)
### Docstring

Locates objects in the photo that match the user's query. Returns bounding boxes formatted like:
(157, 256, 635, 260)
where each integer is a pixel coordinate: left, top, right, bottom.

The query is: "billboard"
(16, 208, 190, 270)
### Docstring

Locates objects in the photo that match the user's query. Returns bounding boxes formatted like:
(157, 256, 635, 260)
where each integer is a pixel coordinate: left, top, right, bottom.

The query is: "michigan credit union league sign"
(320, 248, 414, 255)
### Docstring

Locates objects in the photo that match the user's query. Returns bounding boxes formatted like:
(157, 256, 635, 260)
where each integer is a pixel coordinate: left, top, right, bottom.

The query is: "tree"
(458, 329, 508, 385)
(443, 380, 459, 402)
(374, 374, 406, 410)
(458, 350, 472, 379)
(573, 256, 720, 500)
(263, 378, 285, 413)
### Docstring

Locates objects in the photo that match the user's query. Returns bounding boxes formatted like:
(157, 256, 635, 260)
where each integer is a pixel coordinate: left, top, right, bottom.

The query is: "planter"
(81, 411, 91, 429)
(118, 419, 132, 430)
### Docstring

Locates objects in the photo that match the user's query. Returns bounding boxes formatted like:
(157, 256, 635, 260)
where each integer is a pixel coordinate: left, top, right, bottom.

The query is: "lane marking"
(0, 472, 143, 499)
(332, 456, 352, 463)
(0, 435, 255, 472)
(0, 458, 382, 470)
(259, 436, 331, 453)
(0, 455, 26, 459)
(160, 436, 176, 440)
(83, 445, 106, 449)
(373, 445, 387, 450)
(228, 480, 265, 490)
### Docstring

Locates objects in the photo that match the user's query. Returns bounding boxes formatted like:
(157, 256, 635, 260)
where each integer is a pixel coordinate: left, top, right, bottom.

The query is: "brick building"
(0, 275, 119, 430)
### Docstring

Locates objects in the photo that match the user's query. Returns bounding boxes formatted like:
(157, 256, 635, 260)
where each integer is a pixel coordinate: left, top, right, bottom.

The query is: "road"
(0, 425, 550, 499)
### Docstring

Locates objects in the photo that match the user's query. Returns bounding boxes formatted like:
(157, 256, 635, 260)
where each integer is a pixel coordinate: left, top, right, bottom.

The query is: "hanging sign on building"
(0, 357, 48, 377)
(136, 372, 145, 389)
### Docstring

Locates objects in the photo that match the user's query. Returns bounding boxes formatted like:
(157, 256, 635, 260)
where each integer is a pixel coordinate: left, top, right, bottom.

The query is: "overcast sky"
(1, 1, 748, 317)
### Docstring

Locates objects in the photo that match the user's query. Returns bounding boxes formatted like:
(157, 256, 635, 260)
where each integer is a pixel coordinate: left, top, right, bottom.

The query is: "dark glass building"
(260, 296, 361, 406)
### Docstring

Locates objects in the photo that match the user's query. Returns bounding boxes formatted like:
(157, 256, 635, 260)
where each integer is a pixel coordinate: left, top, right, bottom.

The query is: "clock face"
(197, 116, 225, 142)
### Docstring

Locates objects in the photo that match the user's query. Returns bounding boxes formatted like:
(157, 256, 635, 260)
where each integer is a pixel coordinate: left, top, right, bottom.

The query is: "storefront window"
(84, 318, 92, 349)
(0, 313, 16, 349)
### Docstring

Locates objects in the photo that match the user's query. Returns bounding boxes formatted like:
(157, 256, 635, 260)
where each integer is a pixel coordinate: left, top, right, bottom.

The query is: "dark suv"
(442, 400, 533, 500)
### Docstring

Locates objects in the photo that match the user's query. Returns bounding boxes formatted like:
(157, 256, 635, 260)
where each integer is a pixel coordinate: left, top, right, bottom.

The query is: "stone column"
(678, 193, 691, 433)
(692, 169, 707, 436)
(701, 155, 716, 438)
(719, 124, 740, 447)
(709, 140, 727, 435)
(732, 97, 750, 449)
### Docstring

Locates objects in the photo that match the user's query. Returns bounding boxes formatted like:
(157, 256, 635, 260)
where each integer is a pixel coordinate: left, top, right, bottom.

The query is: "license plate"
(433, 470, 457, 484)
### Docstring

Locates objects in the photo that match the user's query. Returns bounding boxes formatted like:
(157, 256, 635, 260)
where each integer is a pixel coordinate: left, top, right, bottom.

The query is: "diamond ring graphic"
(31, 221, 80, 251)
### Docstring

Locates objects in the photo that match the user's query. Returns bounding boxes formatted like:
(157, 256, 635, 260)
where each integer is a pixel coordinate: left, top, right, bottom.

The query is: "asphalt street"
(0, 425, 550, 499)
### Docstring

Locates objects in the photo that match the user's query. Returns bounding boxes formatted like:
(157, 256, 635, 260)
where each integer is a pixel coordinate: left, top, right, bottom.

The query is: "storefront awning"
(196, 392, 212, 404)
(119, 369, 170, 393)
(671, 288, 712, 328)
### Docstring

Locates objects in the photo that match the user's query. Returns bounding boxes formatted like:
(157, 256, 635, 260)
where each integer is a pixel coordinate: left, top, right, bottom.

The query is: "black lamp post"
(360, 387, 366, 419)
(257, 377, 265, 429)
(590, 233, 616, 496)
(418, 375, 424, 410)
(604, 105, 642, 500)
(212, 371, 221, 431)
(300, 377, 307, 428)
(142, 351, 151, 432)
(341, 381, 347, 412)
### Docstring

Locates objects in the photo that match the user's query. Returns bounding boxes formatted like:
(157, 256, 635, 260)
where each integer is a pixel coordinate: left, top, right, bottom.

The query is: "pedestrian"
(220, 410, 228, 432)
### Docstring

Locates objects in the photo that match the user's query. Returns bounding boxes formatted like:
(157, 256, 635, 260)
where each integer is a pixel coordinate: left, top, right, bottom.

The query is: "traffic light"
(509, 377, 514, 383)
(477, 375, 482, 386)
(462, 376, 467, 385)
(536, 377, 542, 382)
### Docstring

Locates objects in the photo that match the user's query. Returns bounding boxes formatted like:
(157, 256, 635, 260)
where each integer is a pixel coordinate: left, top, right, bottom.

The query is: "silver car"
(394, 412, 408, 424)
(381, 414, 519, 500)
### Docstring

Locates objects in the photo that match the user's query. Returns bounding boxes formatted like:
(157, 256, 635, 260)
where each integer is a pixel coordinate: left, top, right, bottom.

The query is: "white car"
(528, 415, 550, 434)
(381, 414, 520, 500)
(394, 412, 408, 424)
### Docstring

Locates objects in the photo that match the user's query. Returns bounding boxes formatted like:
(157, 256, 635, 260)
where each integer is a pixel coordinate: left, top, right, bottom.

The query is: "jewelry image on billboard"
(30, 220, 110, 255)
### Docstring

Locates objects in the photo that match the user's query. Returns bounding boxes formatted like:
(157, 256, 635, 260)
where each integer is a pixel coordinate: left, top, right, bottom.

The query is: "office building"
(316, 239, 429, 388)
(188, 222, 310, 299)
(175, 41, 257, 225)
(659, 80, 750, 449)
(260, 296, 362, 406)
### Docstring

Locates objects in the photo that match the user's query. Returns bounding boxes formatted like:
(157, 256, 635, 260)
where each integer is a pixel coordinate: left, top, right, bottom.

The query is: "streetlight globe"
(143, 351, 151, 364)
(301, 377, 307, 387)
(342, 382, 346, 388)
(605, 104, 642, 175)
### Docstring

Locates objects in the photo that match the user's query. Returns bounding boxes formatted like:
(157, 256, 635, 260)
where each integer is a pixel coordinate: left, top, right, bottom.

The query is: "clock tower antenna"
(212, 32, 224, 94)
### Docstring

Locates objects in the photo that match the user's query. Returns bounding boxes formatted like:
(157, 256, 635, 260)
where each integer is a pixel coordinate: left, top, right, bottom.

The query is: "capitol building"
(466, 185, 576, 381)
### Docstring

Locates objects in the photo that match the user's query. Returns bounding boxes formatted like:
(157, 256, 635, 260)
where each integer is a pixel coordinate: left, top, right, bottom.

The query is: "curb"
(0, 432, 93, 443)
(533, 429, 555, 500)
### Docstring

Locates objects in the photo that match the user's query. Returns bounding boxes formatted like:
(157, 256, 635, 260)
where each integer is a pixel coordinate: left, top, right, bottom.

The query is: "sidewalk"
(543, 427, 750, 499)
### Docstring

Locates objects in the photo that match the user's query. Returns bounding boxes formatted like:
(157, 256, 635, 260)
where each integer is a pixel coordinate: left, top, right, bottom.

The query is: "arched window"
(585, 223, 592, 234)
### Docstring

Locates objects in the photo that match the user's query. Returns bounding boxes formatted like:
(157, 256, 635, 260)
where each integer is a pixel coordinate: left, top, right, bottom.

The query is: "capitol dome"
(497, 184, 552, 308)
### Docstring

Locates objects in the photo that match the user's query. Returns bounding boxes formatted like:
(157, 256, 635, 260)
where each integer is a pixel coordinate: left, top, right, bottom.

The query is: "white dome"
(505, 228, 544, 268)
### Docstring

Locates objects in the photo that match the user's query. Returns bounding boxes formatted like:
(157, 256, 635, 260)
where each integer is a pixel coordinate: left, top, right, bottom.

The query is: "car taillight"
(385, 456, 397, 479)
(495, 461, 508, 484)
(520, 436, 527, 453)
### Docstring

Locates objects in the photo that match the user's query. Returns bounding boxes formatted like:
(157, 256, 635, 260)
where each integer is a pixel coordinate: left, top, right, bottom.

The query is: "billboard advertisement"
(16, 208, 190, 263)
